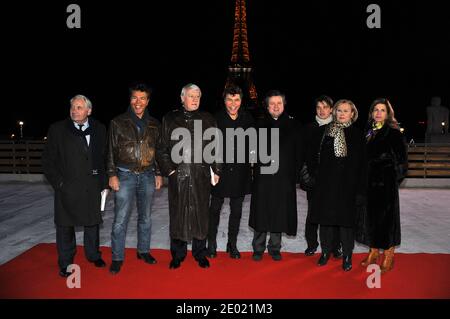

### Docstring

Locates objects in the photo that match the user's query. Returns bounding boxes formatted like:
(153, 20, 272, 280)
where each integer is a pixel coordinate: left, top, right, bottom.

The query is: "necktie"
(77, 124, 88, 146)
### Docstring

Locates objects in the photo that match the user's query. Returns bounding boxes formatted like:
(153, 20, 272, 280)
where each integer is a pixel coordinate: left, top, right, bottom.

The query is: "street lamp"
(18, 121, 24, 139)
(442, 121, 446, 134)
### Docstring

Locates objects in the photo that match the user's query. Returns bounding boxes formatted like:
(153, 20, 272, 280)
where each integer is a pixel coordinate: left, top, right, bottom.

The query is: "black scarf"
(128, 106, 150, 137)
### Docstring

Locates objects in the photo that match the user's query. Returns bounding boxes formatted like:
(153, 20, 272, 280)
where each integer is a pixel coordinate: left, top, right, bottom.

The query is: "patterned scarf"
(365, 121, 384, 142)
(325, 120, 352, 157)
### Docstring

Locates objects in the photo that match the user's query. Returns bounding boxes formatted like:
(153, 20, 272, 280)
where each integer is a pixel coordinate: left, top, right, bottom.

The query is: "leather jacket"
(106, 111, 160, 176)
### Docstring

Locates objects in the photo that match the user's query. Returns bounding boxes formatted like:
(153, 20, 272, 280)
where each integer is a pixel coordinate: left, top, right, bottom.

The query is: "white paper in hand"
(101, 189, 109, 211)
(210, 167, 217, 186)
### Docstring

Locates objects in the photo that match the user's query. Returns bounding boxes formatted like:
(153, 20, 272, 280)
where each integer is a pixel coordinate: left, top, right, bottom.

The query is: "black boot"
(332, 247, 343, 259)
(342, 255, 352, 272)
(169, 258, 181, 269)
(317, 253, 330, 266)
(109, 260, 123, 275)
(207, 239, 217, 258)
(304, 247, 317, 256)
(197, 256, 210, 268)
(226, 242, 241, 259)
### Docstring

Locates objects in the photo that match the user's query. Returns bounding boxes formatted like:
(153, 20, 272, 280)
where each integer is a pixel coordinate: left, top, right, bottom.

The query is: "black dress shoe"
(271, 252, 282, 261)
(169, 258, 181, 269)
(207, 240, 217, 258)
(252, 252, 263, 261)
(304, 247, 317, 256)
(226, 242, 241, 259)
(342, 255, 352, 272)
(317, 253, 330, 266)
(207, 246, 217, 258)
(137, 252, 157, 264)
(333, 248, 343, 259)
(197, 257, 210, 268)
(59, 267, 71, 277)
(89, 258, 106, 268)
(109, 260, 123, 275)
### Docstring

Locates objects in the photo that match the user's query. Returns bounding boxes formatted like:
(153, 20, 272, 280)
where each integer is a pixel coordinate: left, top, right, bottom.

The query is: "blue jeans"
(111, 169, 155, 261)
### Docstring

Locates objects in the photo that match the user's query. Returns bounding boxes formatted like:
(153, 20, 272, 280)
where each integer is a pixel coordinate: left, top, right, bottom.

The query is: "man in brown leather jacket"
(106, 82, 163, 275)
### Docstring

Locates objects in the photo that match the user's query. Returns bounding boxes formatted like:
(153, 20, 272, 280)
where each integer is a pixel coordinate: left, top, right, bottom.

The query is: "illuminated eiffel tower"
(225, 0, 258, 110)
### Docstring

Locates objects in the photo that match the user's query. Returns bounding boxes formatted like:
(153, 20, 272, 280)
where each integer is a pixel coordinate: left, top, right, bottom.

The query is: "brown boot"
(360, 248, 380, 267)
(381, 247, 395, 274)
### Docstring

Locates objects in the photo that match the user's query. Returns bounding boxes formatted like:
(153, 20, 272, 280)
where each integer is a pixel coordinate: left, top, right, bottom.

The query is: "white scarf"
(316, 115, 333, 126)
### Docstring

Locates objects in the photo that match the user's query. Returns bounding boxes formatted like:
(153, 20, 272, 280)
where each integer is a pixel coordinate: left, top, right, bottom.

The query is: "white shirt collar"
(73, 119, 89, 130)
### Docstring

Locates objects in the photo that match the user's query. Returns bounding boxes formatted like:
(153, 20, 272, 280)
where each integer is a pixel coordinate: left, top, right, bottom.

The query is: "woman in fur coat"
(356, 98, 408, 274)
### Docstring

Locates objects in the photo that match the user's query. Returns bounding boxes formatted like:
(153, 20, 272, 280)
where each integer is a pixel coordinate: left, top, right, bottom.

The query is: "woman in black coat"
(356, 98, 407, 274)
(310, 99, 366, 271)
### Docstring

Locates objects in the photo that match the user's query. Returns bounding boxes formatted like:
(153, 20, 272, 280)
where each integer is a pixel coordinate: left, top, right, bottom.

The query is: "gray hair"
(333, 99, 358, 122)
(180, 83, 202, 98)
(70, 94, 92, 109)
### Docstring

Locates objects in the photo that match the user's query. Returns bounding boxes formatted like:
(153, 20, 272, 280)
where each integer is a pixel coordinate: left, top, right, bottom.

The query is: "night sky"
(3, 0, 449, 141)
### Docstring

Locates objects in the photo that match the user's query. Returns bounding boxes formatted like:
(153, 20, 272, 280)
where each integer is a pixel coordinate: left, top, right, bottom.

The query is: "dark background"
(2, 0, 449, 141)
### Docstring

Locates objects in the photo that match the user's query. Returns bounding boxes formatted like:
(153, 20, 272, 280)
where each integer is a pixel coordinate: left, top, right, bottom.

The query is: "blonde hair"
(333, 99, 358, 122)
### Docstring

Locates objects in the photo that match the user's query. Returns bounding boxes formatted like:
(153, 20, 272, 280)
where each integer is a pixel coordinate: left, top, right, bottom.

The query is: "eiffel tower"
(224, 0, 259, 110)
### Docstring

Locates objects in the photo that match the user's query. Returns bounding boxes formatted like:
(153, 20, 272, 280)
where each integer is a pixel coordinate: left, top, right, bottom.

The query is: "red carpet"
(0, 243, 449, 299)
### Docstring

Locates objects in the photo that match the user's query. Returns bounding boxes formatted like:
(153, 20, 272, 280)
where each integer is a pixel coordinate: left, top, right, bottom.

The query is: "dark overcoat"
(310, 124, 367, 227)
(249, 112, 303, 236)
(43, 118, 107, 226)
(356, 125, 407, 249)
(157, 108, 222, 241)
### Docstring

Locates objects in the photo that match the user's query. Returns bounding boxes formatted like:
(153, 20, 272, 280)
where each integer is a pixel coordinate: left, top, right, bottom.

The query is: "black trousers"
(319, 225, 354, 256)
(56, 224, 101, 269)
(305, 200, 319, 249)
(305, 200, 342, 251)
(170, 237, 207, 261)
(252, 231, 282, 254)
(208, 195, 244, 244)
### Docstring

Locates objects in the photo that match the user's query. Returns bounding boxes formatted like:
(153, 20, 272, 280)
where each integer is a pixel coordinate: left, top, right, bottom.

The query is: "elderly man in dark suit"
(43, 94, 108, 277)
